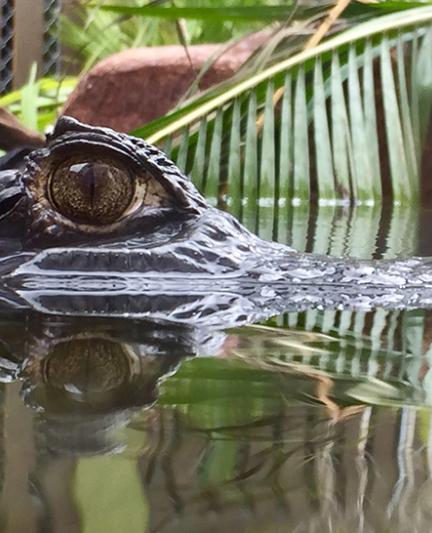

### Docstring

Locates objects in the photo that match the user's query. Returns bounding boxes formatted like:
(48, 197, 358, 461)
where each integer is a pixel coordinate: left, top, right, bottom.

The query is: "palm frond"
(98, 5, 298, 22)
(134, 7, 432, 208)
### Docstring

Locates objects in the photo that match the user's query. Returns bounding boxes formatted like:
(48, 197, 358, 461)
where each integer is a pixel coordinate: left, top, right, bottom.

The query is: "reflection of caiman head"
(23, 336, 163, 413)
(0, 116, 210, 244)
(0, 316, 203, 455)
(17, 319, 191, 414)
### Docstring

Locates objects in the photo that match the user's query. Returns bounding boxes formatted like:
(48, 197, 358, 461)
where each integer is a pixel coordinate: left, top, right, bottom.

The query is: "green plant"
(0, 74, 77, 133)
(5, 2, 432, 207)
(127, 6, 432, 211)
(62, 0, 293, 71)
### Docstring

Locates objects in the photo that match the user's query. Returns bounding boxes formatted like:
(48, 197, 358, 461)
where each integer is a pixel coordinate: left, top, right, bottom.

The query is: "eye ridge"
(49, 158, 135, 226)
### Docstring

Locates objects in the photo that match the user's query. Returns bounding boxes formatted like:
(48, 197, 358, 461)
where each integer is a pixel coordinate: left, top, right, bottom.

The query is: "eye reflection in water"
(0, 311, 432, 532)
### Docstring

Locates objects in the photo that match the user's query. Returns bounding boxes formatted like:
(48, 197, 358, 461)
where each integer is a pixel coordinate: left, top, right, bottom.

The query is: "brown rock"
(62, 32, 269, 133)
(0, 107, 44, 150)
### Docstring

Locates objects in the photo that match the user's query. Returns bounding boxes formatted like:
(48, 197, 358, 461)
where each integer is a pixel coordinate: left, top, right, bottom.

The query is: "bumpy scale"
(0, 117, 431, 326)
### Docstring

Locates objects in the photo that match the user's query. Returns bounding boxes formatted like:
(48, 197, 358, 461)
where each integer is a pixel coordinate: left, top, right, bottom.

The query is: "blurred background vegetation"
(1, 0, 432, 205)
(4, 0, 428, 131)
(62, 0, 292, 71)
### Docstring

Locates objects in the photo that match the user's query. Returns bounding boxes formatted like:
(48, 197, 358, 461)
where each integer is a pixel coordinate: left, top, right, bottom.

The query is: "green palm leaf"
(98, 5, 298, 22)
(134, 7, 432, 208)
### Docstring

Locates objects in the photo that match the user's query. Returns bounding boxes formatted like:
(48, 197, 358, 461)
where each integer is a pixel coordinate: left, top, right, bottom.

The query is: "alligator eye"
(49, 160, 134, 225)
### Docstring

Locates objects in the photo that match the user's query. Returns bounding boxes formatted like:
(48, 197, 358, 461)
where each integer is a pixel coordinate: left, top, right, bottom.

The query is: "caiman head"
(0, 116, 210, 245)
(0, 116, 286, 322)
(1, 117, 432, 320)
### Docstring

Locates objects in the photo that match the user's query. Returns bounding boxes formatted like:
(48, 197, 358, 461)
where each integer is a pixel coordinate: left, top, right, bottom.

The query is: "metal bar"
(13, 0, 44, 88)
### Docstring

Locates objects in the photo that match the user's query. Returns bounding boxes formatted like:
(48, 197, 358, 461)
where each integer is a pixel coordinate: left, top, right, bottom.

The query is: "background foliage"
(2, 1, 432, 207)
(62, 0, 290, 71)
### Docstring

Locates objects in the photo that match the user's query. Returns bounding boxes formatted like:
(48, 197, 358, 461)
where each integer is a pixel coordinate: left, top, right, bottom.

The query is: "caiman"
(1, 116, 432, 326)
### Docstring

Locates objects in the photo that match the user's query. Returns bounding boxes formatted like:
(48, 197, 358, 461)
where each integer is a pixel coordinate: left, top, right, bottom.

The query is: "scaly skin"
(0, 116, 431, 324)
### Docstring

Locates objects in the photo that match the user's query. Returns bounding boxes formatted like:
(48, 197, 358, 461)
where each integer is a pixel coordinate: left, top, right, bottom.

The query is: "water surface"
(1, 204, 432, 533)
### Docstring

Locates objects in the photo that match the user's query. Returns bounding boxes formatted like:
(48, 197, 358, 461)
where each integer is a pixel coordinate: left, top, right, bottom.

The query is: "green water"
(1, 204, 432, 533)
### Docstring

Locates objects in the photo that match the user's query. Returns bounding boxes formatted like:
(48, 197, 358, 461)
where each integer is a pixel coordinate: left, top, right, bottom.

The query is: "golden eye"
(44, 339, 130, 392)
(49, 159, 134, 225)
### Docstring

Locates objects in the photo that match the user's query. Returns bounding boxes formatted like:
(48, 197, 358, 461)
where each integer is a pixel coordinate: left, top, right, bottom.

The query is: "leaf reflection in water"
(0, 206, 432, 532)
(0, 308, 431, 531)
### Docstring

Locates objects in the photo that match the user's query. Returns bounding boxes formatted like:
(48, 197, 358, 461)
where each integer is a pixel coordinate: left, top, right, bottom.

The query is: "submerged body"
(0, 116, 432, 324)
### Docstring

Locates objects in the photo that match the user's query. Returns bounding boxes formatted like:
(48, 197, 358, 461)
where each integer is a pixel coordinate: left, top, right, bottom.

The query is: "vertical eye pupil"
(78, 164, 97, 203)
(50, 160, 134, 225)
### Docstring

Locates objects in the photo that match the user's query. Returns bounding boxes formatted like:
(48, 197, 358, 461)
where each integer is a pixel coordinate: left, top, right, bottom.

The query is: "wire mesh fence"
(0, 0, 14, 94)
(43, 0, 61, 77)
